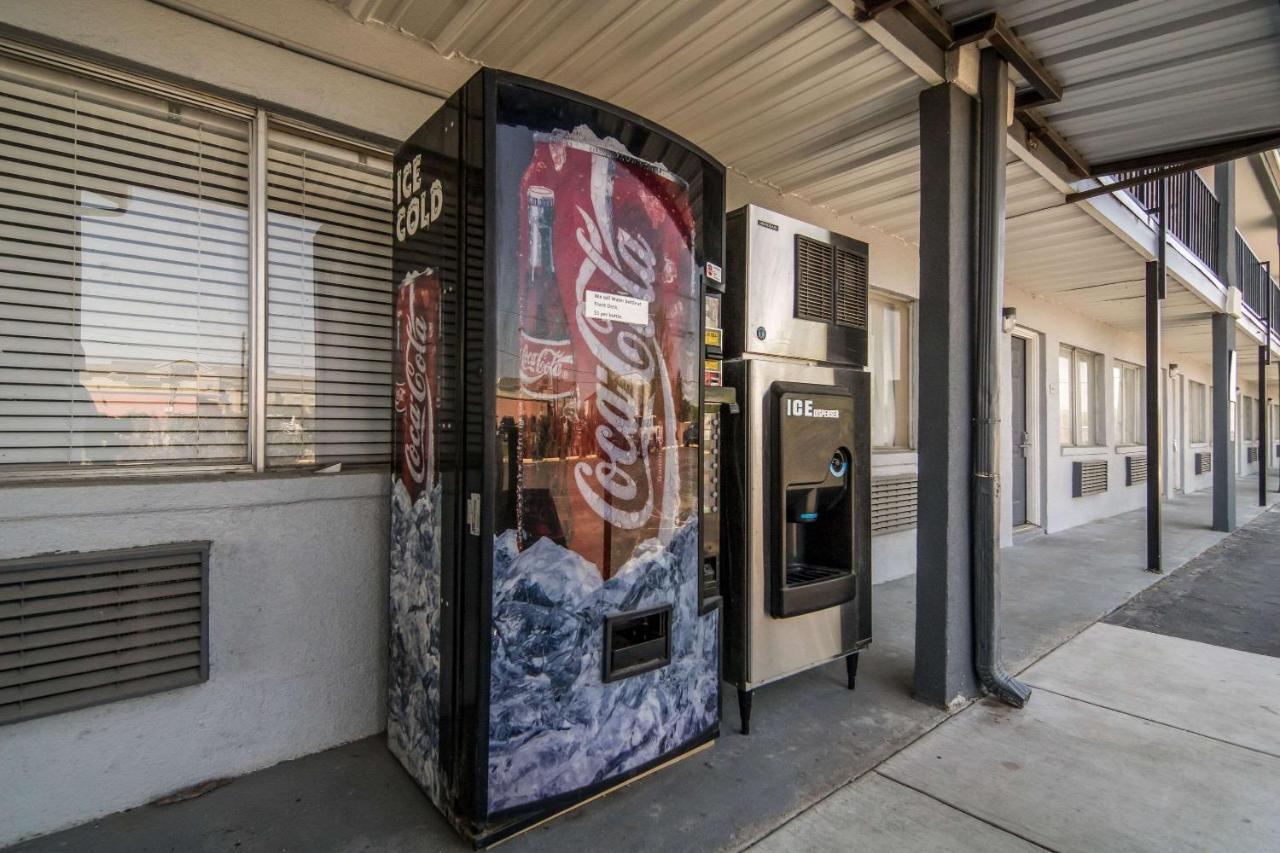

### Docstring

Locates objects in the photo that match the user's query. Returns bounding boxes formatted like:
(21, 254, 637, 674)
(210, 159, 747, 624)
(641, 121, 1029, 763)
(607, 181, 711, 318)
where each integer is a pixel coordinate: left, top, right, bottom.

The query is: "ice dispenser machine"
(720, 205, 872, 734)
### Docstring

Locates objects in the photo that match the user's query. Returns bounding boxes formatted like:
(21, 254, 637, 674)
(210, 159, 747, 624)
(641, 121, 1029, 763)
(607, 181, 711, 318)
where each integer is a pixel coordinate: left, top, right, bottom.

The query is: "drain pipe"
(973, 48, 1031, 708)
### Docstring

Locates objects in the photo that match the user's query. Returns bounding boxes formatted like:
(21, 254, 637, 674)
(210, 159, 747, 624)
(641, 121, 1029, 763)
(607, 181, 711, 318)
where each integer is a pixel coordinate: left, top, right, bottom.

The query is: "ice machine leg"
(845, 652, 859, 691)
(737, 687, 753, 735)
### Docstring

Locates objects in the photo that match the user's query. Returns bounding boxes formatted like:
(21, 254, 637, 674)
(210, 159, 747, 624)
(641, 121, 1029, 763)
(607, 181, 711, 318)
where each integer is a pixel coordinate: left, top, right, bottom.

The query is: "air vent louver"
(1195, 451, 1212, 475)
(1125, 454, 1147, 486)
(1247, 446, 1259, 464)
(794, 235, 834, 322)
(1072, 460, 1108, 497)
(834, 248, 868, 329)
(0, 542, 209, 725)
(871, 475, 917, 534)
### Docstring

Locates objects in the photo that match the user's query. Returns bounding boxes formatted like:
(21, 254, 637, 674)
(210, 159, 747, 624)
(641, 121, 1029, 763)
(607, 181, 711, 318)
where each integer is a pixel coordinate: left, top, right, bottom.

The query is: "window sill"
(1060, 445, 1107, 457)
(0, 462, 387, 490)
(1114, 444, 1145, 454)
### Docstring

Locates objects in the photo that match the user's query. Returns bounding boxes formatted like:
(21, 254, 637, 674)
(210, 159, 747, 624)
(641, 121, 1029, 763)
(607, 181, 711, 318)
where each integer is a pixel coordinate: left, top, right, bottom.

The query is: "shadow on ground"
(8, 482, 1274, 853)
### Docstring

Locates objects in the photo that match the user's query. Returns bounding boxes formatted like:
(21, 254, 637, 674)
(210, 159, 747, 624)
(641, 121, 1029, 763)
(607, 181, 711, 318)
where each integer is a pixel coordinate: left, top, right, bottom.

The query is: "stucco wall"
(0, 472, 390, 846)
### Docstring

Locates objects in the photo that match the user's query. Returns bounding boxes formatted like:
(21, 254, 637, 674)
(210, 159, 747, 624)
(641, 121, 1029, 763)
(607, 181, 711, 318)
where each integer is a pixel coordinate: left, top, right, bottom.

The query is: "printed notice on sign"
(584, 290, 649, 325)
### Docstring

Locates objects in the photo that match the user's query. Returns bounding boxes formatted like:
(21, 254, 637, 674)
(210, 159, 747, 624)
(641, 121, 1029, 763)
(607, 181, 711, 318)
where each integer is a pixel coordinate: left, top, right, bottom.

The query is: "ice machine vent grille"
(794, 235, 834, 323)
(834, 248, 868, 329)
(0, 542, 209, 726)
(871, 475, 917, 534)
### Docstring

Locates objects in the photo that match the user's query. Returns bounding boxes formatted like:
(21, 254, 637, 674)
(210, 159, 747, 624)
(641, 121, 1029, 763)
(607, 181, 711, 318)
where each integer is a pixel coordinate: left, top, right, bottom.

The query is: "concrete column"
(1215, 162, 1237, 287)
(1213, 312, 1236, 531)
(914, 82, 978, 706)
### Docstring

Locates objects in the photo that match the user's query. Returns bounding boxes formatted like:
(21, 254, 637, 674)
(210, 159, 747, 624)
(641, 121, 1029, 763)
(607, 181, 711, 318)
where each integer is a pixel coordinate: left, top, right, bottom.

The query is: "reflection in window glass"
(1059, 344, 1100, 446)
(0, 60, 250, 470)
(869, 293, 912, 449)
(1059, 348, 1073, 446)
(265, 130, 393, 466)
(1076, 351, 1091, 445)
(491, 106, 702, 580)
(1189, 381, 1207, 443)
(1113, 361, 1144, 445)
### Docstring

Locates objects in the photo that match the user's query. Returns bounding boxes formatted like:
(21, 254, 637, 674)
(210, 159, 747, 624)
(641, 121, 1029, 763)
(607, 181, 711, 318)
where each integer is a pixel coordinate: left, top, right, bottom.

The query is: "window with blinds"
(265, 129, 393, 467)
(0, 58, 251, 471)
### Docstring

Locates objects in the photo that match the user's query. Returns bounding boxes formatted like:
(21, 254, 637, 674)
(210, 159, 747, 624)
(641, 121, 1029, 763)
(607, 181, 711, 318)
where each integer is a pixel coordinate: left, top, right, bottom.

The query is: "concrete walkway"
(753, 486, 1280, 853)
(7, 480, 1277, 852)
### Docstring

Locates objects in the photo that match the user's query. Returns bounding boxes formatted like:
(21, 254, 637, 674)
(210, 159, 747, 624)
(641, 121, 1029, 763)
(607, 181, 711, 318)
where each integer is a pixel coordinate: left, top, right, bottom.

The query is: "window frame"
(1112, 359, 1145, 447)
(1188, 380, 1208, 444)
(1059, 343, 1103, 448)
(867, 289, 916, 452)
(0, 42, 394, 483)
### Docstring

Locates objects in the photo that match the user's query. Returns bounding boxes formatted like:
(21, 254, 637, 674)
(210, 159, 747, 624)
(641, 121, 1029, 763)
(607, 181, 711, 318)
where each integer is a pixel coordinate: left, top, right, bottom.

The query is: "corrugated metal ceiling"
(935, 0, 1280, 168)
(342, 0, 928, 240)
(336, 0, 1270, 356)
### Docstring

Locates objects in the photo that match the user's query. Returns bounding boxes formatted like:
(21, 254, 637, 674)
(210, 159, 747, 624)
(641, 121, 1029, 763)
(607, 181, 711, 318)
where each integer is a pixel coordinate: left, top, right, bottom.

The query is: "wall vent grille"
(1195, 451, 1213, 475)
(871, 475, 917, 534)
(794, 235, 834, 322)
(1125, 454, 1148, 486)
(1072, 460, 1108, 497)
(834, 248, 868, 329)
(1247, 445, 1259, 464)
(0, 542, 209, 726)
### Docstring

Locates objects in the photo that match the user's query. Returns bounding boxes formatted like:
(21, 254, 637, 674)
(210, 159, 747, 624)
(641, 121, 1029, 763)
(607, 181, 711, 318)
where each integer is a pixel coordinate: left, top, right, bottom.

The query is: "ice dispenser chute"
(769, 381, 858, 618)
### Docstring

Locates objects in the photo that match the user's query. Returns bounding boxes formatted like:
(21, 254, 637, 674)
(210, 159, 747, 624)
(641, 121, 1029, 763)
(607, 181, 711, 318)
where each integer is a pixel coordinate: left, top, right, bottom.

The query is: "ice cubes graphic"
(387, 478, 446, 812)
(487, 518, 719, 813)
(387, 474, 718, 818)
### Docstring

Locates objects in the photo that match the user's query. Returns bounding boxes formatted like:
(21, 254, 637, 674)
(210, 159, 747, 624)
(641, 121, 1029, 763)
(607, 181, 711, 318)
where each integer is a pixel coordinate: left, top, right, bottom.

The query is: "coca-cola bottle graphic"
(518, 187, 574, 401)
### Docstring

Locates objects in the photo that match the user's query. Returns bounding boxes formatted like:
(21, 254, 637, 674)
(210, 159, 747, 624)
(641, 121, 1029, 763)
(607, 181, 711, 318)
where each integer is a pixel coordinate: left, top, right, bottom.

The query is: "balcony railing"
(1237, 232, 1280, 331)
(1119, 171, 1279, 335)
(1120, 170, 1220, 275)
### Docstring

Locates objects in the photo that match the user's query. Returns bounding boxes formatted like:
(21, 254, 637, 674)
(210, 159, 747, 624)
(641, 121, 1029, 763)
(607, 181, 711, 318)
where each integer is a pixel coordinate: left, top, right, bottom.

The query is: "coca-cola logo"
(519, 342, 572, 383)
(396, 273, 433, 490)
(569, 158, 680, 534)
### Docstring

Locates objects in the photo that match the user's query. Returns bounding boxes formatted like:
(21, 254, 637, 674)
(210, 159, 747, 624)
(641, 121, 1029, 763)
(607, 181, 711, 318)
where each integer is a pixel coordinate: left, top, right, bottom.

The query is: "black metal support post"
(914, 81, 979, 707)
(1212, 164, 1238, 529)
(1145, 178, 1167, 574)
(1261, 260, 1271, 507)
(1212, 314, 1237, 531)
(972, 49, 1030, 708)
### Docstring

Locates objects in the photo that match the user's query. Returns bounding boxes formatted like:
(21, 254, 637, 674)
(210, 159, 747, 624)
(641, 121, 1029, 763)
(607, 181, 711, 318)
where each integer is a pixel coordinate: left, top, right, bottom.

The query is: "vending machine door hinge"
(467, 493, 481, 536)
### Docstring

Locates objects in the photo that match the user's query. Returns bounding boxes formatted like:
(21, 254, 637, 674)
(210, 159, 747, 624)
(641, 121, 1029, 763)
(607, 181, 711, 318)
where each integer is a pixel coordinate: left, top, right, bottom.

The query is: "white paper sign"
(584, 290, 649, 325)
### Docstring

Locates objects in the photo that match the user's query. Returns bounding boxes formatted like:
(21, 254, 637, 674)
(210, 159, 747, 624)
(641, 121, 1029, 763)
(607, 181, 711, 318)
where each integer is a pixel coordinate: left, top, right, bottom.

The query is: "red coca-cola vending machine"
(387, 69, 725, 845)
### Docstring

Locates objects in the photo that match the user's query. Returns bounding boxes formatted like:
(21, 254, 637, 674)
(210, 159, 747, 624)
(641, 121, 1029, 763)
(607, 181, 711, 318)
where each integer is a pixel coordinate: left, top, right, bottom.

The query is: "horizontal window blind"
(265, 129, 393, 467)
(0, 58, 251, 470)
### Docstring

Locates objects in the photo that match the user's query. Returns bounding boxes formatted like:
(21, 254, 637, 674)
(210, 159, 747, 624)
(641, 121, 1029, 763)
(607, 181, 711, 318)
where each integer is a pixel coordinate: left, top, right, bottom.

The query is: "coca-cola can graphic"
(510, 131, 697, 577)
(394, 269, 440, 504)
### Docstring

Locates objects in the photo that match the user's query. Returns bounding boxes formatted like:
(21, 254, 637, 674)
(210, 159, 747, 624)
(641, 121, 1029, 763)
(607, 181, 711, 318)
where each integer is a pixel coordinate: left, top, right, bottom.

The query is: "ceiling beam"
(952, 13, 1062, 105)
(1090, 129, 1280, 178)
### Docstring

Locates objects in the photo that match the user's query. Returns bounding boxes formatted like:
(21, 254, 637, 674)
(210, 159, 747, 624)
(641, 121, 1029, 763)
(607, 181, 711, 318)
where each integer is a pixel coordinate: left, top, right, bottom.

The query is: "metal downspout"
(973, 48, 1031, 708)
